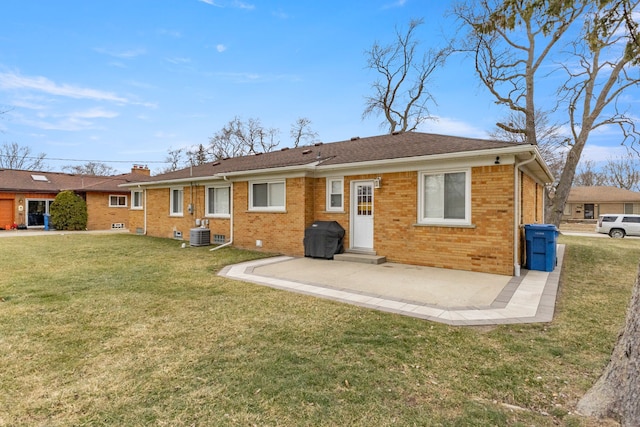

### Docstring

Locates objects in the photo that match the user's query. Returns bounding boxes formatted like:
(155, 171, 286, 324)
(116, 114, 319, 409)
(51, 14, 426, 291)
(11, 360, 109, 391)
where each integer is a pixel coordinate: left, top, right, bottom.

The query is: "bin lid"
(524, 223, 557, 230)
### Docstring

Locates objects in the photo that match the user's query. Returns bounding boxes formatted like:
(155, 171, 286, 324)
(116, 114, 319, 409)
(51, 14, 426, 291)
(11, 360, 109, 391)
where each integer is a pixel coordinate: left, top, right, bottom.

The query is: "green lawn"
(0, 233, 636, 426)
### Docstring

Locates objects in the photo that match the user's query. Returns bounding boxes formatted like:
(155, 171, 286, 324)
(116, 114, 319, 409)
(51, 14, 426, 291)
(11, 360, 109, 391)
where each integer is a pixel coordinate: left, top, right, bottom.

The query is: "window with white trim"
(170, 187, 184, 216)
(326, 178, 344, 211)
(131, 190, 143, 210)
(418, 169, 471, 224)
(109, 195, 127, 207)
(249, 180, 285, 211)
(206, 185, 230, 217)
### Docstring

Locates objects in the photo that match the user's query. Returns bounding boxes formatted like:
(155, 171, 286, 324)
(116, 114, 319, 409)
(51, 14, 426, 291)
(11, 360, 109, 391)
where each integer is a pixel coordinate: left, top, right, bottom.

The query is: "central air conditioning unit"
(190, 228, 211, 247)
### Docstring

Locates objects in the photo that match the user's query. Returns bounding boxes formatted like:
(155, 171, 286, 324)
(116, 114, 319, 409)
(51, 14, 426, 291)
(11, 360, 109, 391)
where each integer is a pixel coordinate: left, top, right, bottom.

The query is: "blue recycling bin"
(524, 224, 558, 272)
(44, 213, 50, 231)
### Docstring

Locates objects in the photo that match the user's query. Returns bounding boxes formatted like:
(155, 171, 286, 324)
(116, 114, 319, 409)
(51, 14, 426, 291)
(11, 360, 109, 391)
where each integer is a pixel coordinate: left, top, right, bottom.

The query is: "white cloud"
(580, 143, 629, 164)
(381, 0, 407, 9)
(419, 116, 489, 139)
(198, 0, 222, 6)
(154, 131, 177, 138)
(233, 1, 255, 10)
(158, 28, 182, 38)
(94, 47, 146, 59)
(165, 57, 192, 64)
(216, 44, 227, 53)
(0, 71, 130, 103)
(69, 108, 119, 119)
(199, 0, 254, 9)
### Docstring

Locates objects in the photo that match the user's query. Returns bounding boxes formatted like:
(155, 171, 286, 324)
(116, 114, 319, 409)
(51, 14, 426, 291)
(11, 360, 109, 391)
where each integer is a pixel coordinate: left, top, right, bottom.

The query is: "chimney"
(131, 164, 150, 176)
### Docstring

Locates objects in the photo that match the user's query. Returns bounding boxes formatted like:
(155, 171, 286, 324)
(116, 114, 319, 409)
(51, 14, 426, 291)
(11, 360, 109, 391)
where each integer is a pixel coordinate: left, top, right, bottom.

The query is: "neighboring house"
(122, 132, 553, 276)
(0, 165, 152, 230)
(563, 186, 640, 221)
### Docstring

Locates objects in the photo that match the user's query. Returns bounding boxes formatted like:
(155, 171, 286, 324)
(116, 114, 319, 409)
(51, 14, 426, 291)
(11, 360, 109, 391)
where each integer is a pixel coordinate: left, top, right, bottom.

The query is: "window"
(625, 203, 634, 214)
(170, 187, 184, 216)
(250, 181, 285, 211)
(326, 178, 344, 211)
(206, 186, 230, 217)
(131, 190, 143, 210)
(419, 169, 470, 224)
(623, 215, 640, 223)
(109, 195, 127, 207)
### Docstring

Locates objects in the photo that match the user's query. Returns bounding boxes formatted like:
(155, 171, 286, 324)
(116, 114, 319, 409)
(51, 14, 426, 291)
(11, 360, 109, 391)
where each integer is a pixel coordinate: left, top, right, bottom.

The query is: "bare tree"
(186, 144, 211, 166)
(63, 162, 117, 176)
(602, 153, 640, 191)
(290, 117, 319, 147)
(363, 18, 451, 134)
(488, 110, 567, 180)
(454, 0, 640, 227)
(162, 147, 185, 173)
(548, 0, 640, 225)
(0, 142, 47, 170)
(209, 117, 280, 159)
(574, 160, 607, 186)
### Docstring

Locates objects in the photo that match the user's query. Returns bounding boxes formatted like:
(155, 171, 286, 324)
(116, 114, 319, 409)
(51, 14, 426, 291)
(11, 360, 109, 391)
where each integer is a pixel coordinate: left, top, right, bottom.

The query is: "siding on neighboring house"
(563, 186, 640, 220)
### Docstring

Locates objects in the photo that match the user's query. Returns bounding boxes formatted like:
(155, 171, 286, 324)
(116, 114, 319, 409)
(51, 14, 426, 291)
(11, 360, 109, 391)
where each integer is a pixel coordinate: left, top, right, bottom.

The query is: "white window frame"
(249, 180, 286, 212)
(418, 168, 471, 225)
(170, 187, 184, 216)
(326, 177, 344, 212)
(109, 195, 127, 208)
(131, 190, 143, 210)
(205, 185, 231, 218)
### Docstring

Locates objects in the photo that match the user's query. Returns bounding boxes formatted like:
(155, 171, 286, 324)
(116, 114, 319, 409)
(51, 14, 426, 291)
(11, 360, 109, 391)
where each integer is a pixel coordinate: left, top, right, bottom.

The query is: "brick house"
(0, 165, 152, 230)
(122, 133, 553, 276)
(563, 186, 640, 221)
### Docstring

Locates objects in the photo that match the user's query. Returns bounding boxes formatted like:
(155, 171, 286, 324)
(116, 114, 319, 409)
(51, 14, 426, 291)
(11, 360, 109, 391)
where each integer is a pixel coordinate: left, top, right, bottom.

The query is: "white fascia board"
(314, 145, 536, 177)
(214, 162, 320, 180)
(118, 175, 225, 188)
(118, 162, 319, 188)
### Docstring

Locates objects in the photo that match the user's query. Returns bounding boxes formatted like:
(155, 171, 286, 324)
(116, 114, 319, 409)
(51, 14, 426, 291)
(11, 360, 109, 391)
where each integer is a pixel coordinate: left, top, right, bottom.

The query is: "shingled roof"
(568, 186, 640, 203)
(0, 168, 154, 193)
(147, 132, 539, 182)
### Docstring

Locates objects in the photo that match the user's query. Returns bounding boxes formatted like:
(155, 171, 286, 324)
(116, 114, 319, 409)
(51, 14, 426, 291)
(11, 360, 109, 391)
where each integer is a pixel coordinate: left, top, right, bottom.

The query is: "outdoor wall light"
(495, 156, 500, 165)
(374, 176, 382, 188)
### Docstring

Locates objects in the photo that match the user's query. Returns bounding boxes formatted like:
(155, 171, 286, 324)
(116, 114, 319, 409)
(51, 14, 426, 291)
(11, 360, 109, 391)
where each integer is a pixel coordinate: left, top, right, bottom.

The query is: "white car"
(595, 214, 640, 238)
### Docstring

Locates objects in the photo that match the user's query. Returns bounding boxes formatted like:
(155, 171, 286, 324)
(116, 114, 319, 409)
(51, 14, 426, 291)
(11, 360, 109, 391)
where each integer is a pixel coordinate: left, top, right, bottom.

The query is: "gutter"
(513, 153, 537, 276)
(210, 177, 234, 251)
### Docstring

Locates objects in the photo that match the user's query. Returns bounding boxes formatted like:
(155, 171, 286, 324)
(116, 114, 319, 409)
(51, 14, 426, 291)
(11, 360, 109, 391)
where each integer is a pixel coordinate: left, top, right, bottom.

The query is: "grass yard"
(0, 233, 637, 426)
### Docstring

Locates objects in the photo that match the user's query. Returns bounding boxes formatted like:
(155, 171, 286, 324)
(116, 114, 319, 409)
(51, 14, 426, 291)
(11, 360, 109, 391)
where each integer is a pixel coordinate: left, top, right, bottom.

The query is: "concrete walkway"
(219, 245, 564, 326)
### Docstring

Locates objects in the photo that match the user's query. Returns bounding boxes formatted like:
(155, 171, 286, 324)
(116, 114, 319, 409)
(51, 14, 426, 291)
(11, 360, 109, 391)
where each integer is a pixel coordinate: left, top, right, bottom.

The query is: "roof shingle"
(150, 132, 533, 182)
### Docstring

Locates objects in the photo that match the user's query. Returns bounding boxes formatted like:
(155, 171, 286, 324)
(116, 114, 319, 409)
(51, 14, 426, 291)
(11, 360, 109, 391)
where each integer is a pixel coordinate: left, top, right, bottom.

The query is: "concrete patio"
(219, 245, 564, 326)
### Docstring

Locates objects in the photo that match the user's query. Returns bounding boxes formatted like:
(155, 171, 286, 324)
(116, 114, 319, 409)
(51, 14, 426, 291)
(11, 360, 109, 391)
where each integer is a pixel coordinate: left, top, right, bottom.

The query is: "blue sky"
(0, 0, 632, 174)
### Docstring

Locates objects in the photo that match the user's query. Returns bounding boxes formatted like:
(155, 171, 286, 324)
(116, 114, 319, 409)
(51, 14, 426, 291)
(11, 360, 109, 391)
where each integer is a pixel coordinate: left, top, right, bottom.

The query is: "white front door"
(351, 181, 374, 250)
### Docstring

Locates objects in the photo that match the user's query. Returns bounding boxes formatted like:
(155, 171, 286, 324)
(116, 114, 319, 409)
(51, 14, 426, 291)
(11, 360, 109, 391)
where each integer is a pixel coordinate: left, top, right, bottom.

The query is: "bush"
(50, 191, 88, 231)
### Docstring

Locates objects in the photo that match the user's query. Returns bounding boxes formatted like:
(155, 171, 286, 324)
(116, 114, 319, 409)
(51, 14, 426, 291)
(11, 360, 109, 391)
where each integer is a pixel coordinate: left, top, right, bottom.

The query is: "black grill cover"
(303, 221, 345, 259)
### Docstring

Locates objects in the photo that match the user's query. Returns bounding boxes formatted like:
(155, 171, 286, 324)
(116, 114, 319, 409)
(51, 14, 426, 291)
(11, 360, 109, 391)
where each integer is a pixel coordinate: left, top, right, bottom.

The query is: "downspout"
(143, 187, 147, 235)
(513, 153, 537, 276)
(210, 176, 234, 251)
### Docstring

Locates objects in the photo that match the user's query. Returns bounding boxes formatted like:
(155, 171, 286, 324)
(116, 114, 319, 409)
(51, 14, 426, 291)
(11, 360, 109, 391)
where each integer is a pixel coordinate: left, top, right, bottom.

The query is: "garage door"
(0, 199, 13, 227)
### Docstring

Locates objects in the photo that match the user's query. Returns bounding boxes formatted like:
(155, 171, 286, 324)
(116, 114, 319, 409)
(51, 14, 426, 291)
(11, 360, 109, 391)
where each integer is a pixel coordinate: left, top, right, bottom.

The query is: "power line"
(0, 153, 167, 164)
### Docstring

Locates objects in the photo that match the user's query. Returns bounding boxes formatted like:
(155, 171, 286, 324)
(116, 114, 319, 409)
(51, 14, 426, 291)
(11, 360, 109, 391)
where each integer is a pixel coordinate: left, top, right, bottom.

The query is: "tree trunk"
(577, 263, 640, 426)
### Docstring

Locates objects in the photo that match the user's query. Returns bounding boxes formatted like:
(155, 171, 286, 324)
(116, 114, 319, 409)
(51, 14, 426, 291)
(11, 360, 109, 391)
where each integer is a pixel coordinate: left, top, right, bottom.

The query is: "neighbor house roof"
(568, 186, 640, 203)
(132, 132, 552, 185)
(0, 169, 154, 193)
